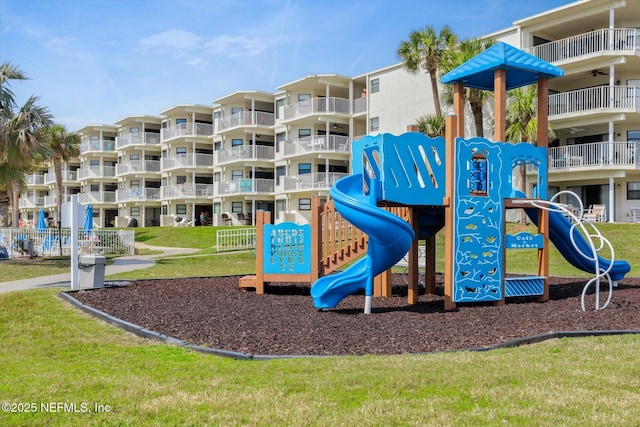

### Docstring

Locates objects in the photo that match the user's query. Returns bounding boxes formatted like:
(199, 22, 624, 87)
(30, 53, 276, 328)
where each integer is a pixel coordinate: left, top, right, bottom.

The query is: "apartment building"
(18, 0, 640, 226)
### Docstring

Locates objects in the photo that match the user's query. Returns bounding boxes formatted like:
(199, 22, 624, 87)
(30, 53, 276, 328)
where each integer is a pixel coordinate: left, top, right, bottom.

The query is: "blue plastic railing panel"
(352, 133, 446, 206)
(263, 223, 311, 274)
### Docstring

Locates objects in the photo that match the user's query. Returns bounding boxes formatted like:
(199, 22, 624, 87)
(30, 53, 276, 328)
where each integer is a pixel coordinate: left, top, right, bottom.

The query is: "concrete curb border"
(59, 291, 639, 361)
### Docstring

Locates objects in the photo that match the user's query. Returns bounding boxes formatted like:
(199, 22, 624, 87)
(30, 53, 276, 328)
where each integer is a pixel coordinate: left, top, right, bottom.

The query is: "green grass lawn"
(2, 224, 640, 424)
(1, 288, 639, 426)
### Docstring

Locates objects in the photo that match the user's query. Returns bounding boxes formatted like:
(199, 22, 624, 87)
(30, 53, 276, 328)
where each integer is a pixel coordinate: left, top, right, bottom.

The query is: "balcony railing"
(280, 172, 348, 192)
(79, 139, 116, 154)
(116, 188, 161, 202)
(78, 191, 117, 204)
(116, 132, 161, 149)
(549, 85, 638, 117)
(78, 166, 116, 180)
(43, 194, 73, 208)
(547, 141, 640, 171)
(18, 196, 45, 208)
(161, 153, 213, 170)
(25, 174, 45, 186)
(116, 160, 161, 176)
(529, 28, 639, 63)
(353, 97, 367, 114)
(212, 178, 274, 196)
(281, 135, 351, 157)
(44, 170, 78, 185)
(161, 183, 213, 199)
(215, 145, 275, 164)
(283, 97, 350, 121)
(218, 111, 275, 131)
(161, 122, 214, 141)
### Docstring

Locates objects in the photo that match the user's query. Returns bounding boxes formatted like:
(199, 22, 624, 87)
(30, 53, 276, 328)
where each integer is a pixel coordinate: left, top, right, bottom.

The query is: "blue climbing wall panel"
(351, 133, 446, 206)
(263, 223, 311, 274)
(453, 138, 507, 303)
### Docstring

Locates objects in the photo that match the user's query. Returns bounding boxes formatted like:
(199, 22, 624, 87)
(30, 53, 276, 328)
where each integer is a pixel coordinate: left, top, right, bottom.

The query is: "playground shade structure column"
(310, 174, 414, 309)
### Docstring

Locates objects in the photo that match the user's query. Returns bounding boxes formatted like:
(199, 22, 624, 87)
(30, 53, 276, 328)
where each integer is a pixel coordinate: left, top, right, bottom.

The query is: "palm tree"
(506, 84, 556, 224)
(441, 37, 496, 138)
(416, 114, 446, 138)
(397, 25, 457, 117)
(43, 124, 80, 223)
(0, 61, 52, 226)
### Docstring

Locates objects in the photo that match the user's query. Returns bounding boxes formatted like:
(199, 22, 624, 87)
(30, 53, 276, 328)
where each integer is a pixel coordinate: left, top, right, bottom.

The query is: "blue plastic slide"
(517, 192, 631, 281)
(311, 174, 415, 309)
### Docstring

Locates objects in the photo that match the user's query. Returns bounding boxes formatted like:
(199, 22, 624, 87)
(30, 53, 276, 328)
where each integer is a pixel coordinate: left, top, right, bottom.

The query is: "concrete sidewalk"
(0, 243, 199, 294)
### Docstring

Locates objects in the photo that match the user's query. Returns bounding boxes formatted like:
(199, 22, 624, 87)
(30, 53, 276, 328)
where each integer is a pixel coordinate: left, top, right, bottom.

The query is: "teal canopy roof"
(440, 42, 564, 91)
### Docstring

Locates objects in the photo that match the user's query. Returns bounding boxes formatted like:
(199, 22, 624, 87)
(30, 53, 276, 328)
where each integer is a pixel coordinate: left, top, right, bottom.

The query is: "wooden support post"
(537, 77, 550, 302)
(443, 114, 457, 311)
(494, 68, 507, 142)
(311, 196, 321, 283)
(373, 270, 391, 298)
(255, 210, 268, 294)
(453, 82, 465, 138)
(407, 207, 419, 304)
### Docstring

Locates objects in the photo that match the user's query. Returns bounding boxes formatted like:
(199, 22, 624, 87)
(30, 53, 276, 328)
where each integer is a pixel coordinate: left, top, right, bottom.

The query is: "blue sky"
(1, 0, 574, 130)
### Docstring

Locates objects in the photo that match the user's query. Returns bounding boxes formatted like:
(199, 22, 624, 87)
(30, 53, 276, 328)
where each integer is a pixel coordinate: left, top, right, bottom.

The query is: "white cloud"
(203, 34, 268, 58)
(140, 29, 202, 51)
(43, 36, 74, 49)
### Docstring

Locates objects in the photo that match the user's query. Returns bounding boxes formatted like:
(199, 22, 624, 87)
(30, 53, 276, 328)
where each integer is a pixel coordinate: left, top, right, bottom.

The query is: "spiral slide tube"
(311, 174, 415, 311)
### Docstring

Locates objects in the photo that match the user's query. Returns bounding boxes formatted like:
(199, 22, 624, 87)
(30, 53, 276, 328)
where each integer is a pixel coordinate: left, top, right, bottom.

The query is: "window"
(276, 165, 286, 185)
(298, 163, 311, 174)
(130, 127, 139, 135)
(129, 154, 139, 164)
(231, 201, 243, 213)
(299, 198, 311, 210)
(162, 205, 168, 215)
(231, 107, 242, 115)
(90, 184, 99, 192)
(628, 182, 640, 200)
(371, 78, 380, 93)
(469, 153, 488, 196)
(176, 204, 187, 215)
(628, 130, 640, 142)
(130, 180, 140, 189)
(90, 135, 99, 149)
(231, 138, 243, 147)
(275, 98, 285, 119)
(232, 170, 243, 181)
(176, 176, 187, 185)
(213, 111, 220, 120)
(214, 172, 221, 182)
(176, 147, 187, 157)
(90, 159, 99, 168)
(299, 129, 311, 139)
(370, 117, 379, 132)
(298, 94, 311, 106)
(130, 207, 140, 217)
(213, 203, 221, 214)
(176, 118, 187, 128)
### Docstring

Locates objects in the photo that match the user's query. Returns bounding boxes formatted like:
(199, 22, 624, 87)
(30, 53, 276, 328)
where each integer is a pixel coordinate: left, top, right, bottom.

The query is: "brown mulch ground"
(71, 275, 640, 356)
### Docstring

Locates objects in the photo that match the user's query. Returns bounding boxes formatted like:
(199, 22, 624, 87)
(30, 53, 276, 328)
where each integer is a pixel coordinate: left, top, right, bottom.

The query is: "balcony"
(25, 173, 46, 186)
(353, 97, 367, 115)
(217, 111, 275, 132)
(161, 153, 213, 171)
(44, 170, 77, 185)
(161, 122, 214, 141)
(43, 194, 73, 208)
(279, 172, 348, 192)
(283, 97, 350, 121)
(215, 145, 275, 165)
(78, 191, 116, 204)
(116, 188, 161, 203)
(79, 139, 116, 154)
(78, 165, 116, 180)
(18, 196, 45, 208)
(116, 132, 161, 149)
(281, 135, 351, 158)
(529, 28, 639, 64)
(161, 184, 213, 199)
(116, 160, 161, 176)
(547, 141, 640, 171)
(549, 85, 639, 118)
(212, 178, 274, 197)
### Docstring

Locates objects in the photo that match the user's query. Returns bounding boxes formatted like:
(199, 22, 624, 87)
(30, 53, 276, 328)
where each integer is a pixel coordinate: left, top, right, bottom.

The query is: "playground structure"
(240, 42, 631, 312)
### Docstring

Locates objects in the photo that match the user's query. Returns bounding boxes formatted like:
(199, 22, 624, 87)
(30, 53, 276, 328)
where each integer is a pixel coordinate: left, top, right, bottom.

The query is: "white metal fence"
(0, 227, 135, 258)
(216, 227, 256, 252)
